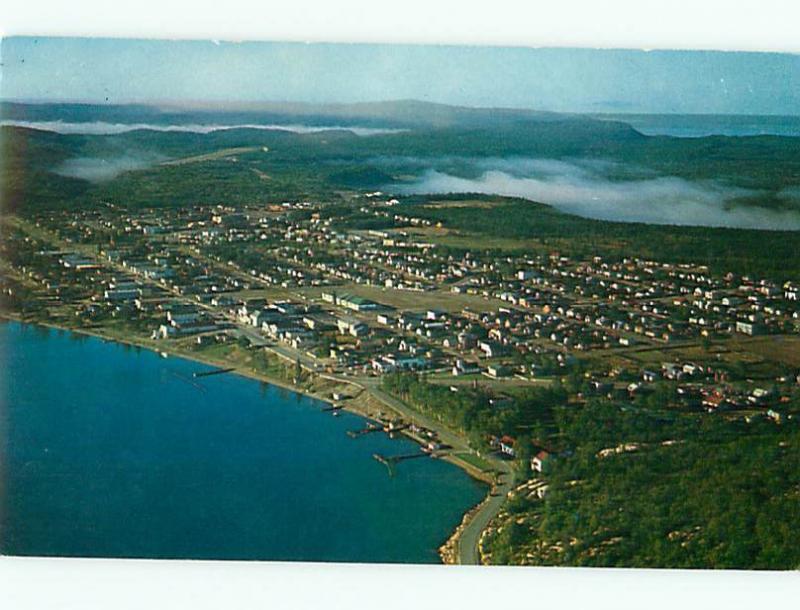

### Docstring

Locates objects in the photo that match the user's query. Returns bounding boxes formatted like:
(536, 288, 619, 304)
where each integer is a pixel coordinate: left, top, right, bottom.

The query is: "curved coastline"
(0, 314, 509, 564)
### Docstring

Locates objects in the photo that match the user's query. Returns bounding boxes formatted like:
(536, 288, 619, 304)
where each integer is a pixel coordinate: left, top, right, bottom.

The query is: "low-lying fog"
(1, 120, 402, 137)
(395, 157, 800, 231)
(54, 154, 166, 182)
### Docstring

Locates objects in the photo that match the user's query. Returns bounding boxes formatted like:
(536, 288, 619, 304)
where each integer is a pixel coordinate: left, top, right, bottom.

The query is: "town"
(5, 190, 800, 567)
(4, 192, 800, 450)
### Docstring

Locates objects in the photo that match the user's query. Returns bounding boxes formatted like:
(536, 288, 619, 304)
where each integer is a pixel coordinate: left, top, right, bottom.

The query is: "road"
(456, 458, 514, 565)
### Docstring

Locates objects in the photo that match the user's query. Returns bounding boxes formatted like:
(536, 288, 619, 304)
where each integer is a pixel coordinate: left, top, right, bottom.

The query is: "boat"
(160, 351, 168, 358)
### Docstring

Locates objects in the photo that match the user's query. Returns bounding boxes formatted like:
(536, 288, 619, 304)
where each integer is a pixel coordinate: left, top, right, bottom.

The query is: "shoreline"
(1, 313, 505, 564)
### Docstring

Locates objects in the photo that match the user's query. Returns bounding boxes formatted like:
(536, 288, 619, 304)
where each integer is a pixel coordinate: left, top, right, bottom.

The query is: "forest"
(382, 372, 800, 570)
(487, 398, 800, 569)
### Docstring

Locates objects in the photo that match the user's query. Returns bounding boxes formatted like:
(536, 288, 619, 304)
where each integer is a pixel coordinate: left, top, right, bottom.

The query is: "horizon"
(2, 37, 800, 115)
(2, 98, 800, 119)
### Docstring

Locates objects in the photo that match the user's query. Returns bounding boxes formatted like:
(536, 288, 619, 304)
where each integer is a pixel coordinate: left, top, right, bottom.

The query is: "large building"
(322, 291, 380, 312)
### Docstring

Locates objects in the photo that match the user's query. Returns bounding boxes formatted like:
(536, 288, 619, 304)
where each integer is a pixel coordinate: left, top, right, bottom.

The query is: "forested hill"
(0, 99, 629, 130)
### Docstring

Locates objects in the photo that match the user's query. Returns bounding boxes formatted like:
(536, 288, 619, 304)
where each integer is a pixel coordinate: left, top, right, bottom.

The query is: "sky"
(1, 37, 799, 114)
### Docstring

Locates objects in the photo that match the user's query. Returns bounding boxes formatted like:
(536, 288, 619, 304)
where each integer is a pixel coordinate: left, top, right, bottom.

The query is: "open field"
(297, 282, 498, 313)
(609, 336, 800, 371)
(160, 146, 263, 166)
(730, 335, 800, 368)
(453, 452, 495, 473)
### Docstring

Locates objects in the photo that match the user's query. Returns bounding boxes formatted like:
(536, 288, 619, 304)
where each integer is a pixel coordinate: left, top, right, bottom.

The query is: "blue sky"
(1, 37, 798, 114)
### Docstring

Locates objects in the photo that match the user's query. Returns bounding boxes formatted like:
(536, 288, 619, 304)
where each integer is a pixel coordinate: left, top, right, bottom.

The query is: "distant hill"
(0, 99, 639, 132)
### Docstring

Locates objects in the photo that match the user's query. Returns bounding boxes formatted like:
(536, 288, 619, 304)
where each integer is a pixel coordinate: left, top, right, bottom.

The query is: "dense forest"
(487, 399, 800, 569)
(381, 372, 568, 452)
(382, 372, 800, 569)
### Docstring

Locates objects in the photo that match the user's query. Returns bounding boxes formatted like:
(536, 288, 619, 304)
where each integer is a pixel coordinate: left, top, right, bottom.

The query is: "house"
(452, 359, 481, 376)
(426, 308, 446, 321)
(337, 318, 368, 337)
(325, 292, 380, 312)
(458, 332, 478, 349)
(499, 436, 516, 457)
(478, 340, 505, 358)
(377, 313, 395, 326)
(736, 320, 764, 336)
(487, 364, 511, 378)
(371, 354, 427, 373)
(531, 450, 552, 473)
(767, 409, 784, 423)
(642, 370, 659, 383)
(104, 287, 141, 302)
(702, 392, 727, 411)
(661, 362, 682, 379)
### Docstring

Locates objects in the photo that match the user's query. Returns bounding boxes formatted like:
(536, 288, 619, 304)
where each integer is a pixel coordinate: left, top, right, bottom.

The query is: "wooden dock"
(383, 423, 409, 434)
(193, 367, 236, 378)
(346, 423, 381, 438)
(373, 451, 430, 476)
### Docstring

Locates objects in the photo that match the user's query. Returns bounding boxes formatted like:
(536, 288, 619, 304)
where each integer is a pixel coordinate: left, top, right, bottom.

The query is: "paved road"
(456, 458, 514, 565)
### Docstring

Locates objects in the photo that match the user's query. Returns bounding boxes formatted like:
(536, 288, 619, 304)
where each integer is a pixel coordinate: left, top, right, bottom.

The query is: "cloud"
(1, 120, 402, 137)
(54, 155, 165, 182)
(396, 158, 800, 231)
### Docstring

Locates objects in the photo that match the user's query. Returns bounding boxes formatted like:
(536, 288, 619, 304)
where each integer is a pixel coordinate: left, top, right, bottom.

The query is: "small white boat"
(160, 351, 169, 359)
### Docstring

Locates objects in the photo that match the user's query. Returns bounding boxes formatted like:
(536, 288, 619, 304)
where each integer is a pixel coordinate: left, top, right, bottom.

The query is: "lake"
(0, 321, 485, 563)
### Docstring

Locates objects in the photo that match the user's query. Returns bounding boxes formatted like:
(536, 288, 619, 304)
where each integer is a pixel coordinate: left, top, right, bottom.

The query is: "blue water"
(0, 321, 484, 562)
(606, 114, 800, 138)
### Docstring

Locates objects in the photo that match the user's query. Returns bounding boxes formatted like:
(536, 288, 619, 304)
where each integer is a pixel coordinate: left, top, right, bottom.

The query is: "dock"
(193, 367, 236, 378)
(171, 371, 207, 393)
(383, 422, 409, 434)
(373, 451, 430, 476)
(346, 423, 382, 438)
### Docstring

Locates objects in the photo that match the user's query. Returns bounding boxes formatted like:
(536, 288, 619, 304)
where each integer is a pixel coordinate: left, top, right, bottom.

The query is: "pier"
(373, 451, 431, 476)
(383, 422, 409, 434)
(171, 371, 207, 393)
(193, 367, 236, 378)
(346, 423, 382, 438)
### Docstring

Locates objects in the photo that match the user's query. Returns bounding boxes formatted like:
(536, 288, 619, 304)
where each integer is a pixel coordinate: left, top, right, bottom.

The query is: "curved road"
(456, 459, 514, 565)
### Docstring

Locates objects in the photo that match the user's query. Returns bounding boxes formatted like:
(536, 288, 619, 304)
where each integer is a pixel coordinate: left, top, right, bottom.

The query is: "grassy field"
(297, 282, 497, 313)
(454, 452, 495, 473)
(730, 335, 800, 367)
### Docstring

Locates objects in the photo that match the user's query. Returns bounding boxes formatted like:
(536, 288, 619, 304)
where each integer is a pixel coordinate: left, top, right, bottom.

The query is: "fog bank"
(54, 155, 165, 182)
(398, 158, 800, 231)
(1, 120, 402, 137)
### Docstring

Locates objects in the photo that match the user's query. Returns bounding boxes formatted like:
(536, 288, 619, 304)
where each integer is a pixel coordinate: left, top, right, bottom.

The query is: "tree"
(515, 437, 533, 479)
